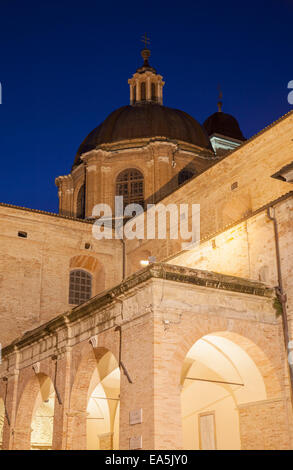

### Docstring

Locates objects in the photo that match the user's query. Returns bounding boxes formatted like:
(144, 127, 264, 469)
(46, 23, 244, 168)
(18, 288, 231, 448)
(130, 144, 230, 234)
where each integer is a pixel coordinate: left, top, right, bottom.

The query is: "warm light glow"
(181, 333, 267, 450)
(140, 260, 149, 267)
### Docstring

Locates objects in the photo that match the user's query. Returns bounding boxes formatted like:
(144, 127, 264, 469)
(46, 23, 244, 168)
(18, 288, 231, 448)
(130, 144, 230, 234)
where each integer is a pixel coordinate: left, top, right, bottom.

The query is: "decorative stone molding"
(101, 166, 112, 173)
(32, 362, 40, 374)
(89, 335, 98, 348)
(86, 165, 97, 173)
(158, 156, 169, 163)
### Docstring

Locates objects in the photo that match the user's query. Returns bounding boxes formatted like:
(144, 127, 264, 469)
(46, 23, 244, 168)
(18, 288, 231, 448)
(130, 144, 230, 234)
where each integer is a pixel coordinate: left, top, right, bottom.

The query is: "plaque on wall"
(129, 408, 143, 425)
(129, 435, 142, 450)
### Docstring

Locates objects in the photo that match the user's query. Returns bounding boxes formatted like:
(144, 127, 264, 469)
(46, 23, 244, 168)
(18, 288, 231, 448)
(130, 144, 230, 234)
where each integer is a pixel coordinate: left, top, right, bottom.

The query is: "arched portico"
(67, 343, 120, 450)
(13, 373, 55, 450)
(180, 331, 276, 449)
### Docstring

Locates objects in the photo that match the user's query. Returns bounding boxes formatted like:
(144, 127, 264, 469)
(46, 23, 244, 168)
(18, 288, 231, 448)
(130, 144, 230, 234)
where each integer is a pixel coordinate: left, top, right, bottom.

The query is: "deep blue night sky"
(0, 0, 292, 213)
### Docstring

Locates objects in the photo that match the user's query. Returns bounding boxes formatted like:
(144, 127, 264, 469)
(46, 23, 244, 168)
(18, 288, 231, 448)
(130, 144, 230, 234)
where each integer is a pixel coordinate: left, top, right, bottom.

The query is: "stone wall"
(0, 205, 122, 346)
(0, 264, 291, 450)
(126, 111, 293, 267)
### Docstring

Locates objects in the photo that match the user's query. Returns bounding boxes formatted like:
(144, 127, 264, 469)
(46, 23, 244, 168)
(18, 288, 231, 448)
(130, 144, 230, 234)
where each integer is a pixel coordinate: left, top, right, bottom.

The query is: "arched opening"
(76, 184, 86, 219)
(86, 353, 120, 449)
(116, 169, 144, 210)
(30, 377, 55, 450)
(141, 82, 146, 101)
(13, 373, 55, 450)
(180, 333, 268, 450)
(0, 398, 4, 449)
(67, 345, 120, 450)
(69, 269, 92, 305)
(151, 83, 156, 101)
(178, 169, 195, 186)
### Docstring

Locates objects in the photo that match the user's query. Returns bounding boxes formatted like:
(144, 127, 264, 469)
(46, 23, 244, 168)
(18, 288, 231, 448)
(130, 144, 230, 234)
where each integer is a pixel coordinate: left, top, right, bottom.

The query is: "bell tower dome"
(128, 38, 165, 105)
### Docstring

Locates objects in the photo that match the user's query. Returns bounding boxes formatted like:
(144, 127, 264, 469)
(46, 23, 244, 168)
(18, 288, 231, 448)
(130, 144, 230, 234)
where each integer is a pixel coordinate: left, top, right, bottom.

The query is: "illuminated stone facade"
(0, 49, 293, 449)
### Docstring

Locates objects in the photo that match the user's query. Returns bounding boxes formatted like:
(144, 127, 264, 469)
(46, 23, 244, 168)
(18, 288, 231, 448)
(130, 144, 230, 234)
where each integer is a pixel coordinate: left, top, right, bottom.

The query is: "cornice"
(2, 263, 275, 358)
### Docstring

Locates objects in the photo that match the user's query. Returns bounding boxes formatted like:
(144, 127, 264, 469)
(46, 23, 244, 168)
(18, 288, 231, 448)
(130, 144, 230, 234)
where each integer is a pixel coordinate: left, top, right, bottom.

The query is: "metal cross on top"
(141, 33, 150, 49)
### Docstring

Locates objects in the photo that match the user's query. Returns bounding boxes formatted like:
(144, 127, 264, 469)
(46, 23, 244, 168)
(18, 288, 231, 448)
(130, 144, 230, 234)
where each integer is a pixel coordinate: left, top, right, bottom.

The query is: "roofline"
(0, 202, 94, 224)
(165, 190, 293, 263)
(143, 110, 293, 207)
(223, 109, 293, 153)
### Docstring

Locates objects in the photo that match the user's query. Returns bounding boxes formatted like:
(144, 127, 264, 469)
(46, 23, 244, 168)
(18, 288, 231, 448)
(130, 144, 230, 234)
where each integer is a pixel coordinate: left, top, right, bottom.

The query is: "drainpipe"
(2, 377, 10, 426)
(267, 206, 293, 405)
(114, 325, 133, 384)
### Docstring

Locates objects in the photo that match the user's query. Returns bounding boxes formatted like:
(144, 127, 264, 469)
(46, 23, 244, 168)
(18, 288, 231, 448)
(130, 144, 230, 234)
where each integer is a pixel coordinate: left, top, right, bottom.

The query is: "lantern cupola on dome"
(128, 34, 164, 105)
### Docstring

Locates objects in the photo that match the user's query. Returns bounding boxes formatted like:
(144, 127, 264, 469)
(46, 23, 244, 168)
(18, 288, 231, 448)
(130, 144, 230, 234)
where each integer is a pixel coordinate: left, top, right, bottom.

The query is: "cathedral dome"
(73, 103, 212, 167)
(203, 111, 245, 141)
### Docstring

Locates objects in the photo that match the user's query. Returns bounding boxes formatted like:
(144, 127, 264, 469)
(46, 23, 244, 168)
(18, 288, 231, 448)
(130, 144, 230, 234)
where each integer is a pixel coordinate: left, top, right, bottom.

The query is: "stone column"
(136, 80, 141, 102)
(130, 85, 134, 105)
(158, 83, 163, 105)
(52, 347, 73, 450)
(85, 162, 97, 218)
(101, 165, 113, 211)
(146, 76, 151, 101)
(119, 312, 155, 450)
(66, 410, 89, 450)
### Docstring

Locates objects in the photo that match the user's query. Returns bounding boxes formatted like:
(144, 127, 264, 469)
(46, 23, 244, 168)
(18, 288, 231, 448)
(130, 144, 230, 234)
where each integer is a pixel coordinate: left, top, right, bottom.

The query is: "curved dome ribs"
(73, 104, 212, 168)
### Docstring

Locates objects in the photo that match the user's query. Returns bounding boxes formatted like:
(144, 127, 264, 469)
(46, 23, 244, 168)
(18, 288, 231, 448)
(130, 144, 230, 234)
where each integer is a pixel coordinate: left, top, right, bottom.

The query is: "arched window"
(76, 184, 85, 219)
(69, 269, 92, 305)
(151, 83, 156, 101)
(178, 169, 195, 186)
(141, 82, 146, 101)
(116, 169, 144, 210)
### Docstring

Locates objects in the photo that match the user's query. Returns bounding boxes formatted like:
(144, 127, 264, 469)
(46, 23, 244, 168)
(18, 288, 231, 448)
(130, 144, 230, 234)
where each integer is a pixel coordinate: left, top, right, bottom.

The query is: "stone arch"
(172, 323, 282, 400)
(67, 342, 120, 450)
(13, 373, 55, 450)
(69, 254, 105, 296)
(154, 318, 284, 450)
(174, 321, 285, 450)
(73, 179, 86, 219)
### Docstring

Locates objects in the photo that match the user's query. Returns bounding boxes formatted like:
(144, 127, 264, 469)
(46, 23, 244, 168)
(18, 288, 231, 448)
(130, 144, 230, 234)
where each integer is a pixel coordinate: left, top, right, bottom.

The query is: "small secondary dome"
(203, 89, 245, 142)
(203, 112, 245, 141)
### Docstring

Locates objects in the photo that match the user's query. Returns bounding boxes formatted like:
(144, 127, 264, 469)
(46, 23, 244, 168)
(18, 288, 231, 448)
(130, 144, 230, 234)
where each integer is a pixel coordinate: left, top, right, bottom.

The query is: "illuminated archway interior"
(181, 333, 267, 450)
(30, 377, 55, 450)
(86, 351, 120, 450)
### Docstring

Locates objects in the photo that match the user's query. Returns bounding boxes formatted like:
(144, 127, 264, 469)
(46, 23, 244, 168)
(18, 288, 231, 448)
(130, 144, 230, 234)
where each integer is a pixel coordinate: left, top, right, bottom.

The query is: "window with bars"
(69, 269, 92, 305)
(116, 169, 144, 210)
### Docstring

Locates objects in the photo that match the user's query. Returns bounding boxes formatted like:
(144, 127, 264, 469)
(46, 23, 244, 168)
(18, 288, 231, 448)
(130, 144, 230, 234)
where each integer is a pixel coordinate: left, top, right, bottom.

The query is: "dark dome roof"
(73, 104, 212, 167)
(203, 112, 245, 141)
